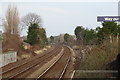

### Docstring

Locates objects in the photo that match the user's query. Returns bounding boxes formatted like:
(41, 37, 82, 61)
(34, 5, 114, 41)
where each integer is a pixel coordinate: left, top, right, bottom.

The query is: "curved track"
(2, 46, 73, 80)
(2, 46, 62, 79)
(36, 46, 72, 80)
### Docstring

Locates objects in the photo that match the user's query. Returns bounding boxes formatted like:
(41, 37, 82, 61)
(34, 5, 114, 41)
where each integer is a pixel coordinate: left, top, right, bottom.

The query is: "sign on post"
(97, 16, 120, 22)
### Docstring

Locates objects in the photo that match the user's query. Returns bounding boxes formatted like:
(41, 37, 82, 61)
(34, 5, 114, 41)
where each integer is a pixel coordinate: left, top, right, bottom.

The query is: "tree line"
(74, 22, 120, 45)
(49, 21, 120, 45)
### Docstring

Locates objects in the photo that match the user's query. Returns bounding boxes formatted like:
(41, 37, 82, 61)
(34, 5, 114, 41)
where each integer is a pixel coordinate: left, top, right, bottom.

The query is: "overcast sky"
(0, 2, 118, 37)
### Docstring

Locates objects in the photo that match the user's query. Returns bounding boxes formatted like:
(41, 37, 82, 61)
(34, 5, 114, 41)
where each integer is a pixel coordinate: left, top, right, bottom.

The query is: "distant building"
(22, 42, 31, 50)
(21, 36, 27, 41)
(59, 34, 65, 43)
(54, 35, 60, 43)
(53, 34, 76, 44)
(70, 35, 77, 41)
(48, 33, 77, 45)
(47, 37, 51, 43)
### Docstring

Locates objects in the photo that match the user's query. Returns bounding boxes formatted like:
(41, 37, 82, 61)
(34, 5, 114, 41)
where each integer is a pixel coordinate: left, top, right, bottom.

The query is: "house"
(21, 36, 27, 41)
(23, 42, 31, 50)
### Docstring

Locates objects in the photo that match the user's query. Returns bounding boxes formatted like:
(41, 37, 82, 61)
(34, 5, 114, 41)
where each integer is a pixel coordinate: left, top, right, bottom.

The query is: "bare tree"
(21, 13, 42, 30)
(3, 5, 20, 35)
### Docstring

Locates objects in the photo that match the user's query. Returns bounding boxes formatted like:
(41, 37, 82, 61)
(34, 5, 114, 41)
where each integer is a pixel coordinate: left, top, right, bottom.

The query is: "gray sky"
(0, 2, 118, 37)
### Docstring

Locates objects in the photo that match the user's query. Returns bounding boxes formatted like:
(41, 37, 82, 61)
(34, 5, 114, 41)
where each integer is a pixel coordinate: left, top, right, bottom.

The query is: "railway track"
(2, 46, 62, 79)
(2, 46, 73, 80)
(36, 46, 71, 80)
(1, 46, 55, 73)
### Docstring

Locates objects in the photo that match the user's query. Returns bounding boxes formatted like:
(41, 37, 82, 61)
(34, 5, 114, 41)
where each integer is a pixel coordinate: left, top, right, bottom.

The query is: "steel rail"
(8, 47, 63, 79)
(58, 56, 70, 80)
(36, 46, 71, 80)
(36, 48, 64, 79)
(1, 46, 56, 75)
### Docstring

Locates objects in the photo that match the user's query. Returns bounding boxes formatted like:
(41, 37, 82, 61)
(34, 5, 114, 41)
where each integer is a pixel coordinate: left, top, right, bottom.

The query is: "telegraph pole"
(118, 1, 120, 54)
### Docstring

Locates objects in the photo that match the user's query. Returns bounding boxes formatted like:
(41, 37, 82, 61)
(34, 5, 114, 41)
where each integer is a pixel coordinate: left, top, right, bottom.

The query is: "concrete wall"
(0, 51, 17, 67)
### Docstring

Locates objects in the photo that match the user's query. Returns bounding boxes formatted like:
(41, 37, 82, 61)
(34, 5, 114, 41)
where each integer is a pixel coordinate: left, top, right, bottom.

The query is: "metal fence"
(0, 51, 17, 67)
(74, 70, 118, 78)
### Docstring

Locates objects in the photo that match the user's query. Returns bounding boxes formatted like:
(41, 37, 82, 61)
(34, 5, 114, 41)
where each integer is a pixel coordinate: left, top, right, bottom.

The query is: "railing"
(0, 51, 17, 67)
(74, 70, 118, 78)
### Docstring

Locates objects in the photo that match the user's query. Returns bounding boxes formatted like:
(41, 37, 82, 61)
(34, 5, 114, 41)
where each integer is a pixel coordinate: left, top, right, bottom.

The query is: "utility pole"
(117, 1, 120, 78)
